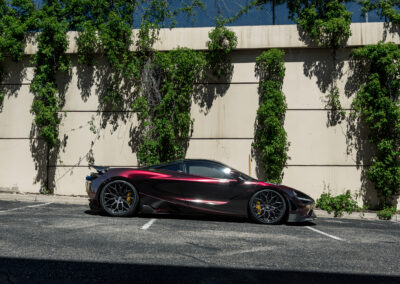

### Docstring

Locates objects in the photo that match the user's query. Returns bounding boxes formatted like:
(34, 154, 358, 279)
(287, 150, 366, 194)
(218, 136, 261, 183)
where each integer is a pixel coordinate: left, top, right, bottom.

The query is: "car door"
(178, 161, 242, 207)
(144, 161, 187, 198)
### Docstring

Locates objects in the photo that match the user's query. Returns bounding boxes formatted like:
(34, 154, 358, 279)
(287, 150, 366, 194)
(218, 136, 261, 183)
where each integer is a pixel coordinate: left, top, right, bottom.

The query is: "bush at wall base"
(316, 190, 360, 217)
(377, 207, 397, 220)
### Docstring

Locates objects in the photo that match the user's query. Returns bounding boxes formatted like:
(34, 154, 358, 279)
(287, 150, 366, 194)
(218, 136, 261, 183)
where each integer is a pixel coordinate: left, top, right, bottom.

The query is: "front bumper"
(287, 204, 316, 222)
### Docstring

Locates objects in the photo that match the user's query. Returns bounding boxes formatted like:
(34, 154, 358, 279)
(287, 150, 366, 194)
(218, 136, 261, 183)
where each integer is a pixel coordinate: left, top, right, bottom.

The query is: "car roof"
(147, 159, 226, 168)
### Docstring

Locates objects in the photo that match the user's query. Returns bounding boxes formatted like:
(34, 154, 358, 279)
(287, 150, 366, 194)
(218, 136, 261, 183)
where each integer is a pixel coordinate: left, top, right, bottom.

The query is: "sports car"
(86, 159, 316, 224)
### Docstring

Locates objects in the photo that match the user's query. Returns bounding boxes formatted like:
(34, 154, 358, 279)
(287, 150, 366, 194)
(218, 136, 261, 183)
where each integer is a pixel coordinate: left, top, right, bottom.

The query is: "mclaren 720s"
(86, 159, 316, 224)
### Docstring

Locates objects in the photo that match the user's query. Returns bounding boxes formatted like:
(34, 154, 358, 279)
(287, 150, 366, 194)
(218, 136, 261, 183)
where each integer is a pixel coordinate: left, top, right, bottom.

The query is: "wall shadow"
(0, 56, 30, 112)
(193, 82, 231, 115)
(382, 22, 400, 41)
(193, 50, 242, 114)
(0, 257, 399, 283)
(296, 24, 351, 127)
(301, 48, 349, 127)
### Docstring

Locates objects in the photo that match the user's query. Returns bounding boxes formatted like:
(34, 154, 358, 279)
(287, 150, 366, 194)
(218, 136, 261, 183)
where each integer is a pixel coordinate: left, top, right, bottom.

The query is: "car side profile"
(86, 159, 316, 224)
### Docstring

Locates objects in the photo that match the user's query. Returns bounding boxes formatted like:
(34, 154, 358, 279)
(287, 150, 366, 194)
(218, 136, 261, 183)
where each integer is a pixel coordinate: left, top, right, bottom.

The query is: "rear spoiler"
(92, 165, 109, 174)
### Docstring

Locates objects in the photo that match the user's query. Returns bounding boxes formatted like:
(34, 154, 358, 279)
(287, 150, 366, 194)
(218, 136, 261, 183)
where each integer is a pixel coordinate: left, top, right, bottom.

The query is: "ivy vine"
(352, 42, 400, 207)
(253, 49, 289, 184)
(206, 23, 237, 79)
(0, 0, 34, 109)
(133, 48, 206, 165)
(30, 0, 70, 148)
(133, 21, 237, 165)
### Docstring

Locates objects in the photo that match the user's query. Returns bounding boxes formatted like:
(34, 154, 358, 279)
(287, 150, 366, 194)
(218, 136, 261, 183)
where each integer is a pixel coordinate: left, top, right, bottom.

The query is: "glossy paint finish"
(86, 160, 316, 222)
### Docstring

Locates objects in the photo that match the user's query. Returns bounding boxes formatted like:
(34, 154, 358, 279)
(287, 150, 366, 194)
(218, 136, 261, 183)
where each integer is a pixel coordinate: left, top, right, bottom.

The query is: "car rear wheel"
(249, 189, 287, 224)
(100, 180, 139, 217)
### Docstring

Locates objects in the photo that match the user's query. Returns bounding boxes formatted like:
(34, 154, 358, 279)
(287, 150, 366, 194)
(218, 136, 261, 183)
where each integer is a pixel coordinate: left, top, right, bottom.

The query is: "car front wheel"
(249, 189, 287, 224)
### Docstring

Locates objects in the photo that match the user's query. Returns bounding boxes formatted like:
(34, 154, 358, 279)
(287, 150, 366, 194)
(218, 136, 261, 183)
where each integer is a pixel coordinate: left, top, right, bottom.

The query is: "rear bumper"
(86, 181, 96, 200)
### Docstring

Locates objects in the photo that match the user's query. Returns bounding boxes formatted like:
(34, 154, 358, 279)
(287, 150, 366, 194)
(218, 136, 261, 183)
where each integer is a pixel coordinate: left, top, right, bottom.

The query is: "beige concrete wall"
(23, 22, 400, 54)
(1, 23, 399, 209)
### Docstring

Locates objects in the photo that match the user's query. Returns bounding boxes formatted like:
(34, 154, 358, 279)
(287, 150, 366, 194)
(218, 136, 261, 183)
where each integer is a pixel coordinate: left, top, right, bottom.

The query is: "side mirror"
(231, 171, 245, 184)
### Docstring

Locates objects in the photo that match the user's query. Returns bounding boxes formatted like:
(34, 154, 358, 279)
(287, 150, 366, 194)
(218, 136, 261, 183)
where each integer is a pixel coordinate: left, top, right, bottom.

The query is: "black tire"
(249, 189, 287, 224)
(89, 200, 102, 211)
(100, 180, 139, 217)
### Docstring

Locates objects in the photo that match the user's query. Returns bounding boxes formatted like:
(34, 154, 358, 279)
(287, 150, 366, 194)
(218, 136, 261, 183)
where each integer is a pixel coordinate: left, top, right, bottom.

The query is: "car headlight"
(293, 190, 314, 204)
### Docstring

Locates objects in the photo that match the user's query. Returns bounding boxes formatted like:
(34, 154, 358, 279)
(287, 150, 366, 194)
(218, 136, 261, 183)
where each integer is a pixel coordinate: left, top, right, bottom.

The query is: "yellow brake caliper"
(256, 201, 262, 215)
(126, 192, 132, 204)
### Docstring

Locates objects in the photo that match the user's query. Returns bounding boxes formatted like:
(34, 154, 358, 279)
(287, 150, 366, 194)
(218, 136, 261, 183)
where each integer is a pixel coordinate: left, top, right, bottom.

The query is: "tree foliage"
(253, 49, 289, 183)
(360, 0, 400, 23)
(352, 42, 400, 206)
(288, 0, 352, 48)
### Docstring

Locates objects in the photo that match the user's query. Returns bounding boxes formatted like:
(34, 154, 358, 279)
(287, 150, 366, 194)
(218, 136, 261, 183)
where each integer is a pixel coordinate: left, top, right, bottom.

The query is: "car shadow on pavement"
(84, 209, 317, 226)
(0, 257, 398, 284)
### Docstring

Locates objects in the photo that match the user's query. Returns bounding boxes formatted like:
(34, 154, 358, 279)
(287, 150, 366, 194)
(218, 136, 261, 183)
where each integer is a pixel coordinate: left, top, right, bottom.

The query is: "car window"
(185, 161, 231, 179)
(158, 163, 182, 172)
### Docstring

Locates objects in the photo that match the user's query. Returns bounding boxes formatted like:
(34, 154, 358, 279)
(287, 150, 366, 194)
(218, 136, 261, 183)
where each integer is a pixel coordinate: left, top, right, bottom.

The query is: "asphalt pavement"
(0, 199, 399, 283)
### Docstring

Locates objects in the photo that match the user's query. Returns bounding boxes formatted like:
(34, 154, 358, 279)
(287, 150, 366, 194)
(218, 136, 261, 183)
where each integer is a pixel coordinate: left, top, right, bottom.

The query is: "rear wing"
(92, 165, 109, 174)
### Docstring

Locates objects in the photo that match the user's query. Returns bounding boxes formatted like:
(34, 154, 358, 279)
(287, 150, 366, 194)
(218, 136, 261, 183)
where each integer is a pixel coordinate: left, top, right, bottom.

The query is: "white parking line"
(306, 226, 345, 241)
(0, 202, 53, 214)
(141, 219, 156, 230)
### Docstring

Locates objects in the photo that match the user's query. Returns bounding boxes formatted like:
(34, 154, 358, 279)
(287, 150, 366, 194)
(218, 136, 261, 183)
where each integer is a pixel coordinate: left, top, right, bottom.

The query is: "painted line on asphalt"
(0, 202, 53, 214)
(306, 226, 345, 241)
(141, 219, 157, 230)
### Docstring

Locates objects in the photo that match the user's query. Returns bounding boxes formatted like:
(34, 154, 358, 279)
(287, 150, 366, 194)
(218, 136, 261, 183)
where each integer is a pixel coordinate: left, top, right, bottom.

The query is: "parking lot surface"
(0, 200, 399, 283)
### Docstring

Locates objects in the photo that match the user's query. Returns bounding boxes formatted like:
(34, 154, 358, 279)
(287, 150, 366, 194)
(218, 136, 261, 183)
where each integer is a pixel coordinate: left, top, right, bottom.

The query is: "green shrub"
(377, 207, 397, 220)
(316, 190, 359, 217)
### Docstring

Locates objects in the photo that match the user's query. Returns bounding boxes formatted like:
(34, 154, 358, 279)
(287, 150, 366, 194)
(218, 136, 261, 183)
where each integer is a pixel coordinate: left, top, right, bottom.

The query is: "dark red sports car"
(86, 159, 316, 224)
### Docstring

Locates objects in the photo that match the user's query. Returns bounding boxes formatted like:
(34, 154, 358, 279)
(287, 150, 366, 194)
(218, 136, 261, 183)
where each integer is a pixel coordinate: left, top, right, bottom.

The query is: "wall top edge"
(22, 22, 399, 55)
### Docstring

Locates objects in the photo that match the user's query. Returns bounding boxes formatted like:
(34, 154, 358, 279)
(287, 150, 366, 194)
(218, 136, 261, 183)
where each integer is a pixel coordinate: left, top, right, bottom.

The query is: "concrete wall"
(0, 23, 399, 208)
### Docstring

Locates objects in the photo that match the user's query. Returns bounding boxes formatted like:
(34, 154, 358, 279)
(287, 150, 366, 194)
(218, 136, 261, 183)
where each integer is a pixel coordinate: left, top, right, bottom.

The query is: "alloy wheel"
(100, 180, 138, 217)
(250, 189, 286, 224)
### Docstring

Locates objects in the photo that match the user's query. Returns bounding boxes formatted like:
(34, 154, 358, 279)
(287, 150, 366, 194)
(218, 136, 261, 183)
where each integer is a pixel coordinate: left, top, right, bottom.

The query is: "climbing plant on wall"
(0, 0, 35, 109)
(133, 21, 236, 165)
(30, 0, 71, 147)
(352, 42, 400, 207)
(133, 48, 206, 165)
(206, 22, 237, 79)
(253, 49, 289, 183)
